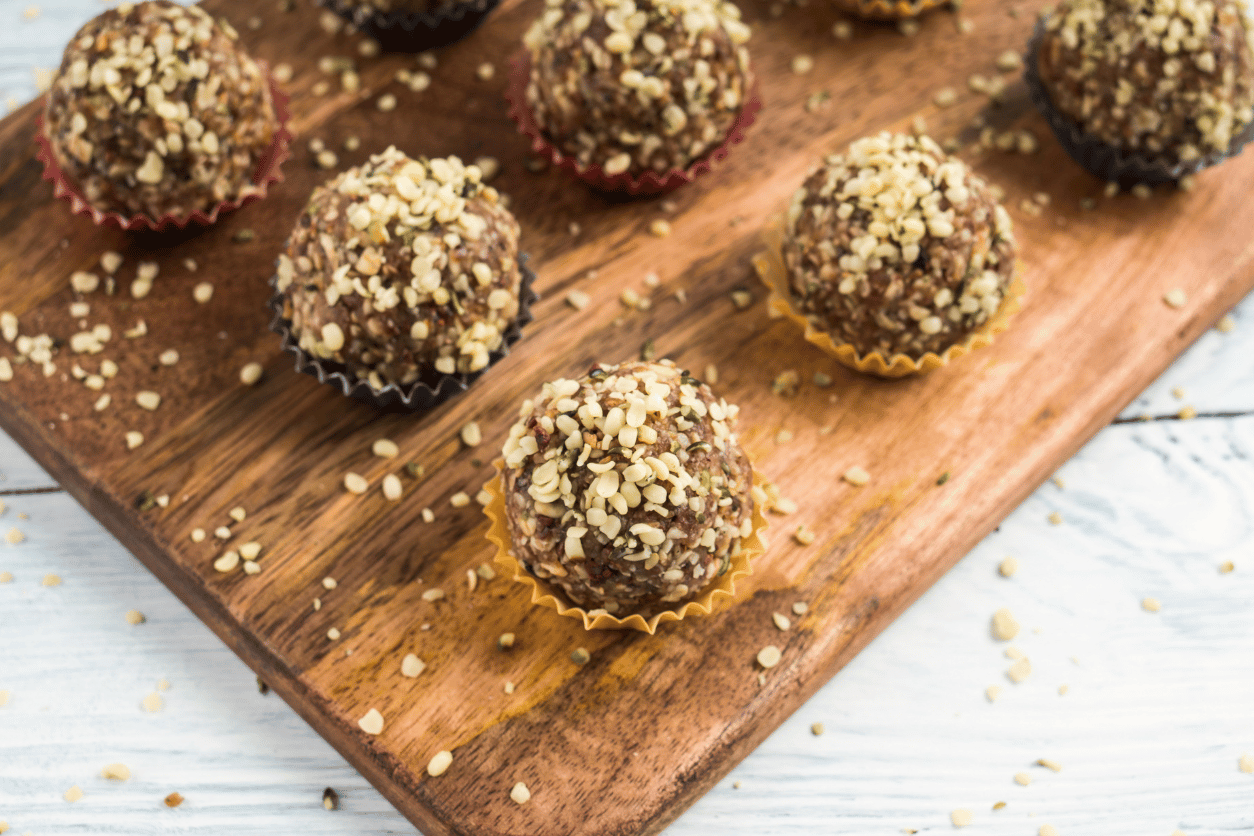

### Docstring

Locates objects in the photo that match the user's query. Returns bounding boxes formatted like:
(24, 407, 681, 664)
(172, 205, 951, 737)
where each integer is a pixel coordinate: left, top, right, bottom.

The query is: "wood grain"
(0, 1, 1252, 834)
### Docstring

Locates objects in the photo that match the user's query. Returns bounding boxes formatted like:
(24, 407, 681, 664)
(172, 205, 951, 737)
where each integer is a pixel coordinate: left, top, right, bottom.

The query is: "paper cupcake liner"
(484, 460, 768, 635)
(833, 0, 946, 19)
(504, 50, 762, 196)
(1024, 19, 1254, 187)
(35, 70, 293, 232)
(321, 0, 500, 51)
(753, 216, 1024, 378)
(267, 256, 538, 412)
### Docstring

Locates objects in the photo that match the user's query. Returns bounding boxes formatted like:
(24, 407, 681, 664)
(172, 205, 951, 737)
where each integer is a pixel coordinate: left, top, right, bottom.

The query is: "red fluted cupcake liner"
(321, 0, 501, 51)
(1024, 19, 1254, 186)
(267, 256, 538, 412)
(505, 50, 762, 196)
(35, 70, 293, 232)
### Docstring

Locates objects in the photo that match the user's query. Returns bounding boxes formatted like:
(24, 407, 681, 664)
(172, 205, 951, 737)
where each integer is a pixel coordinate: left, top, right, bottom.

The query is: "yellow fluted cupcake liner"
(834, 0, 947, 20)
(483, 460, 768, 635)
(753, 216, 1025, 379)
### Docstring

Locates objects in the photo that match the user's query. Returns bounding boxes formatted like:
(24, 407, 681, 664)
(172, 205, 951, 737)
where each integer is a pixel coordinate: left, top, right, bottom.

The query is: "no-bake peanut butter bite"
(781, 132, 1017, 362)
(43, 0, 278, 220)
(275, 147, 523, 393)
(500, 360, 756, 619)
(1034, 0, 1254, 174)
(522, 0, 753, 177)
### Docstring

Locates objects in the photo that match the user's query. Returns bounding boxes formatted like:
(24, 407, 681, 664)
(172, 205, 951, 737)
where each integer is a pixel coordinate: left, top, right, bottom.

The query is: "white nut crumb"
(191, 528, 206, 543)
(159, 349, 179, 366)
(1142, 597, 1161, 613)
(401, 653, 426, 677)
(460, 421, 482, 447)
(192, 282, 215, 304)
(757, 645, 782, 668)
(6, 528, 25, 545)
(41, 572, 59, 585)
(1239, 753, 1254, 773)
(985, 685, 1002, 702)
(810, 722, 825, 736)
(476, 62, 495, 80)
(649, 219, 672, 238)
(243, 561, 261, 575)
(1163, 288, 1188, 308)
(327, 627, 341, 641)
(951, 809, 972, 827)
(239, 362, 263, 386)
(239, 542, 262, 560)
(421, 508, 434, 523)
(1006, 657, 1032, 683)
(64, 784, 84, 803)
(791, 54, 814, 74)
(323, 577, 337, 590)
(357, 708, 384, 735)
(1015, 771, 1031, 785)
(1039, 826, 1059, 836)
(376, 93, 397, 112)
(566, 290, 591, 310)
(998, 556, 1019, 577)
(344, 473, 369, 494)
(427, 750, 453, 777)
(1047, 511, 1063, 525)
(1217, 314, 1236, 333)
(141, 692, 162, 712)
(372, 438, 399, 458)
(842, 466, 870, 486)
(450, 492, 470, 508)
(101, 763, 131, 780)
(792, 601, 808, 616)
(213, 551, 240, 572)
(125, 431, 144, 450)
(475, 489, 492, 506)
(422, 588, 445, 602)
(510, 781, 531, 804)
(772, 612, 791, 631)
(229, 506, 246, 523)
(793, 525, 815, 546)
(991, 607, 1020, 641)
(1036, 757, 1063, 772)
(382, 474, 403, 501)
(125, 610, 146, 625)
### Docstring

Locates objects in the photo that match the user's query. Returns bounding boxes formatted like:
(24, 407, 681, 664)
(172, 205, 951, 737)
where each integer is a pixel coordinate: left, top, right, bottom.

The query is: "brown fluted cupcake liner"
(267, 256, 538, 412)
(834, 0, 946, 19)
(35, 71, 292, 232)
(1024, 19, 1254, 187)
(753, 216, 1024, 378)
(321, 0, 501, 51)
(484, 461, 768, 635)
(505, 50, 762, 197)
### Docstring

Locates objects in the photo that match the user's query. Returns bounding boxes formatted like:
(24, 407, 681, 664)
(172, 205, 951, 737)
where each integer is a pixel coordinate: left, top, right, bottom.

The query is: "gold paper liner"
(834, 0, 946, 20)
(752, 216, 1025, 378)
(483, 460, 768, 635)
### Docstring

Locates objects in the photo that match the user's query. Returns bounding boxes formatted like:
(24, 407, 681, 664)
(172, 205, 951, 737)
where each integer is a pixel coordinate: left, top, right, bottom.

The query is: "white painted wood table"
(2, 4, 1253, 834)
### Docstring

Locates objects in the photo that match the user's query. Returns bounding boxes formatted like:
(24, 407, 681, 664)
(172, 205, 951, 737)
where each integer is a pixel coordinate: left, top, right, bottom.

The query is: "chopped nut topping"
(757, 645, 782, 668)
(1007, 656, 1032, 683)
(213, 551, 239, 572)
(1142, 597, 1162, 612)
(510, 781, 531, 804)
(842, 466, 870, 486)
(570, 647, 591, 665)
(951, 809, 973, 827)
(1014, 771, 1031, 786)
(323, 577, 337, 590)
(344, 473, 369, 495)
(999, 556, 1019, 577)
(567, 290, 591, 310)
(793, 525, 816, 546)
(772, 612, 791, 631)
(427, 750, 453, 777)
(986, 685, 1002, 702)
(1239, 752, 1254, 773)
(401, 653, 426, 677)
(193, 282, 214, 304)
(450, 492, 471, 508)
(810, 722, 825, 736)
(461, 421, 483, 447)
(101, 763, 131, 780)
(64, 784, 84, 803)
(1037, 757, 1063, 772)
(373, 439, 400, 458)
(142, 692, 162, 712)
(991, 607, 1019, 640)
(164, 792, 184, 808)
(125, 609, 146, 625)
(322, 786, 339, 811)
(357, 707, 384, 735)
(421, 588, 445, 602)
(239, 362, 263, 385)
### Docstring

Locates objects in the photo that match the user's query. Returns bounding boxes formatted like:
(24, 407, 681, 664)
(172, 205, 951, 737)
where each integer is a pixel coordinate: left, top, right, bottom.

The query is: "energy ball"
(522, 0, 753, 177)
(44, 1, 278, 219)
(782, 132, 1016, 361)
(276, 147, 522, 390)
(1036, 0, 1254, 165)
(501, 360, 755, 618)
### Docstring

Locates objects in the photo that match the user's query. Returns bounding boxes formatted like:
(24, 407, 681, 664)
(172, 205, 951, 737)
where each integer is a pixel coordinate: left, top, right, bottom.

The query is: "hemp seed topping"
(277, 147, 523, 388)
(783, 132, 1016, 360)
(43, 1, 279, 219)
(523, 0, 753, 177)
(501, 359, 755, 617)
(1037, 0, 1254, 165)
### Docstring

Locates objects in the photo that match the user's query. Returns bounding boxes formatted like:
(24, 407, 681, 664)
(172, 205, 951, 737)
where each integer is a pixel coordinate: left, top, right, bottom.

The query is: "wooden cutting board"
(1, 0, 1251, 833)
